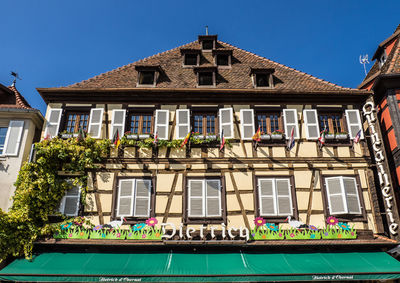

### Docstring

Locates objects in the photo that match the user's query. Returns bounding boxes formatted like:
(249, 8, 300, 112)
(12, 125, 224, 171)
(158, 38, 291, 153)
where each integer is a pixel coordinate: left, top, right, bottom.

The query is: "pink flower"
(68, 234, 72, 238)
(146, 217, 158, 227)
(278, 233, 283, 237)
(116, 233, 121, 238)
(289, 233, 295, 238)
(142, 234, 147, 239)
(326, 216, 338, 226)
(254, 217, 266, 227)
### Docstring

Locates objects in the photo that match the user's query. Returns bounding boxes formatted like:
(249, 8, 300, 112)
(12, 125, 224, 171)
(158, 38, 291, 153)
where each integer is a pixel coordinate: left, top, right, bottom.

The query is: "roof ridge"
(218, 40, 355, 90)
(7, 85, 32, 109)
(387, 37, 400, 74)
(68, 40, 198, 87)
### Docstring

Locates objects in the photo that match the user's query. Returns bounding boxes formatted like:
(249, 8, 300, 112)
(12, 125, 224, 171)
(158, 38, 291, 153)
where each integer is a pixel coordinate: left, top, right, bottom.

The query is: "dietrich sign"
(363, 101, 399, 236)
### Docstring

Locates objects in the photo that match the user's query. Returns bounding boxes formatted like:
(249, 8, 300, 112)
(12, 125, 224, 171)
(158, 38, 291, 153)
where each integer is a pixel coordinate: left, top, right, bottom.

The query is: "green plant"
(0, 137, 110, 261)
(250, 226, 284, 240)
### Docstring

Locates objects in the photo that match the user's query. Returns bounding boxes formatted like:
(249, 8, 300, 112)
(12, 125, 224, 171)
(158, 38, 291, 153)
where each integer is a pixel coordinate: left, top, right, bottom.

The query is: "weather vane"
(10, 71, 21, 86)
(359, 54, 369, 76)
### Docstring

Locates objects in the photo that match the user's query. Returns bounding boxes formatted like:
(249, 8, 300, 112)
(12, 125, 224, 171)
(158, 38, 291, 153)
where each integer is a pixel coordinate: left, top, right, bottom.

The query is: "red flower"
(326, 216, 338, 226)
(254, 217, 266, 226)
(146, 217, 158, 227)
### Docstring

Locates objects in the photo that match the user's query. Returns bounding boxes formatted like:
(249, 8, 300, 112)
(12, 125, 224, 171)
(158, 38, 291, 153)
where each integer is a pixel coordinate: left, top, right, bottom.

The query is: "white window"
(175, 109, 190, 139)
(240, 109, 255, 140)
(188, 179, 222, 217)
(345, 110, 364, 140)
(257, 178, 293, 217)
(219, 108, 234, 139)
(116, 179, 152, 217)
(44, 108, 62, 138)
(154, 110, 170, 140)
(303, 109, 320, 140)
(324, 176, 362, 215)
(87, 108, 104, 138)
(283, 109, 299, 139)
(59, 181, 81, 217)
(2, 120, 24, 156)
(110, 109, 126, 139)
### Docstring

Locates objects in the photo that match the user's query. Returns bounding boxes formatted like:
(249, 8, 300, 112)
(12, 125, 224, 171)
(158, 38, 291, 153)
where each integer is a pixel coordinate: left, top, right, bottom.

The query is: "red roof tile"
(0, 84, 33, 110)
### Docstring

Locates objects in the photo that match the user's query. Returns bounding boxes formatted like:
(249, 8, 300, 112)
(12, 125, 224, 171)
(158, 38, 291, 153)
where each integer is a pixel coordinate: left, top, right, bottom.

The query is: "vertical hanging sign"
(363, 100, 399, 237)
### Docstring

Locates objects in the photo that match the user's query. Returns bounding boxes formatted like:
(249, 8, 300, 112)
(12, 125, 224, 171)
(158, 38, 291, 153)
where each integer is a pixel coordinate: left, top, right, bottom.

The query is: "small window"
(319, 112, 345, 134)
(128, 112, 153, 134)
(198, 72, 214, 86)
(192, 111, 218, 136)
(323, 176, 362, 216)
(63, 111, 90, 133)
(379, 51, 387, 68)
(255, 73, 270, 87)
(59, 181, 81, 217)
(184, 54, 198, 66)
(0, 127, 7, 155)
(216, 54, 229, 66)
(202, 40, 213, 50)
(116, 179, 152, 218)
(256, 111, 282, 134)
(187, 179, 222, 218)
(138, 71, 155, 85)
(256, 177, 294, 217)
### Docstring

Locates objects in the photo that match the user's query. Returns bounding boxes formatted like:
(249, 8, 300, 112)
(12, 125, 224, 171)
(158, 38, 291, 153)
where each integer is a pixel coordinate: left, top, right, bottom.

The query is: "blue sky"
(1, 1, 399, 114)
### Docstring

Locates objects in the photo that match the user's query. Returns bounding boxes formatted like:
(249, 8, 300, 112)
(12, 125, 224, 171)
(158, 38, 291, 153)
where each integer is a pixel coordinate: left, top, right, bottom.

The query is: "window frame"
(254, 175, 298, 223)
(0, 126, 9, 155)
(183, 53, 200, 67)
(58, 179, 82, 217)
(126, 108, 155, 136)
(111, 176, 156, 225)
(252, 72, 274, 88)
(254, 108, 286, 146)
(191, 108, 219, 137)
(184, 176, 226, 224)
(60, 107, 91, 134)
(321, 175, 367, 222)
(317, 108, 350, 145)
(197, 71, 216, 87)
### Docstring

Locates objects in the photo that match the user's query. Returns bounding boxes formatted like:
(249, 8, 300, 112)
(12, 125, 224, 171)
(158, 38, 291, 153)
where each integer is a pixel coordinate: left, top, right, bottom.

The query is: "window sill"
(196, 85, 216, 88)
(136, 84, 156, 88)
(329, 214, 367, 223)
(185, 218, 225, 225)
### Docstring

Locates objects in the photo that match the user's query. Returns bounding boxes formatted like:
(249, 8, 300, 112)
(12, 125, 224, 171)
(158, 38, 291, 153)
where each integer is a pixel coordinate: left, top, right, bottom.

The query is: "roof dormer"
(250, 68, 275, 88)
(198, 35, 218, 51)
(135, 65, 161, 87)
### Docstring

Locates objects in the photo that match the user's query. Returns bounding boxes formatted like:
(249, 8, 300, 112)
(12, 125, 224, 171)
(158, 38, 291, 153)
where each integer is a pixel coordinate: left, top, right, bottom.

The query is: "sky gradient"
(1, 1, 399, 114)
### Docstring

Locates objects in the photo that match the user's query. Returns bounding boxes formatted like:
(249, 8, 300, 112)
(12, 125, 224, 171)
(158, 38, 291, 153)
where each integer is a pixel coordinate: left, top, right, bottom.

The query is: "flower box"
(61, 133, 78, 139)
(325, 134, 335, 140)
(206, 135, 217, 140)
(335, 134, 348, 140)
(126, 134, 138, 140)
(138, 134, 150, 139)
(271, 134, 283, 140)
(260, 134, 271, 140)
(193, 135, 204, 140)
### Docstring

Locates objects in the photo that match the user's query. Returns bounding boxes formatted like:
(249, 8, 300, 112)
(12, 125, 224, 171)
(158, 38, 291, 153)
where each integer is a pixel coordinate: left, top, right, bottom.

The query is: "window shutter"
(88, 108, 104, 138)
(154, 110, 170, 140)
(44, 108, 62, 138)
(134, 179, 151, 217)
(345, 110, 364, 140)
(206, 180, 221, 217)
(59, 182, 81, 216)
(283, 109, 299, 139)
(219, 108, 234, 138)
(325, 177, 347, 215)
(188, 180, 204, 217)
(117, 179, 134, 217)
(240, 109, 255, 140)
(303, 110, 320, 139)
(175, 109, 190, 139)
(3, 120, 24, 156)
(343, 177, 362, 214)
(258, 179, 276, 216)
(276, 179, 293, 216)
(110, 109, 126, 139)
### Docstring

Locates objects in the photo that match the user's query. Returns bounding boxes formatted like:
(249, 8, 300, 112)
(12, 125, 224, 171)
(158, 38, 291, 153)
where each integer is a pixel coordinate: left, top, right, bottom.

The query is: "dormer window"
(135, 65, 161, 87)
(216, 54, 229, 66)
(185, 54, 198, 66)
(251, 68, 275, 88)
(202, 40, 213, 50)
(180, 49, 201, 67)
(195, 67, 217, 87)
(379, 51, 387, 68)
(213, 49, 232, 67)
(198, 35, 217, 51)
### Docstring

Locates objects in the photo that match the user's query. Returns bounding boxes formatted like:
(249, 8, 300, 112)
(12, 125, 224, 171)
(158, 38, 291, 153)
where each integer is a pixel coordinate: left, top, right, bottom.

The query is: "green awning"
(1, 251, 400, 282)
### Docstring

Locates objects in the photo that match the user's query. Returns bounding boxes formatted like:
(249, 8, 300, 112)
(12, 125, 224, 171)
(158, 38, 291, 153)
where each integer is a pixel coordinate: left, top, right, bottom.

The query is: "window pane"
(256, 74, 269, 87)
(261, 197, 275, 215)
(199, 72, 213, 85)
(206, 180, 220, 197)
(0, 127, 8, 154)
(139, 71, 155, 85)
(184, 54, 197, 65)
(202, 40, 213, 50)
(217, 54, 229, 66)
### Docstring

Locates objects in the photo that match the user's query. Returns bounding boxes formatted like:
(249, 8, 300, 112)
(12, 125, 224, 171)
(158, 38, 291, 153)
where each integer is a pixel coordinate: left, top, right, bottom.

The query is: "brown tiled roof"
(0, 84, 33, 109)
(359, 26, 400, 89)
(64, 39, 357, 92)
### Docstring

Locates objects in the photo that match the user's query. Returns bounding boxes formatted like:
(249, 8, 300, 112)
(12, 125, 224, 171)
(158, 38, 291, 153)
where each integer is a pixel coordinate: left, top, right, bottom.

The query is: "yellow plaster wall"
(297, 142, 318, 157)
(226, 194, 241, 211)
(241, 193, 254, 210)
(99, 194, 113, 213)
(296, 191, 309, 211)
(169, 195, 182, 214)
(272, 147, 286, 157)
(294, 171, 312, 188)
(97, 172, 114, 190)
(155, 174, 174, 192)
(155, 195, 168, 213)
(85, 193, 97, 212)
(311, 191, 324, 210)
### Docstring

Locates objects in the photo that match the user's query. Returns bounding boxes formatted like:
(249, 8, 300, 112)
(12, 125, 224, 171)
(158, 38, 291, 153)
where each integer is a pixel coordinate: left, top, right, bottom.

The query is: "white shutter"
(206, 180, 221, 217)
(219, 108, 234, 138)
(175, 109, 190, 139)
(240, 109, 255, 140)
(325, 177, 347, 215)
(59, 181, 80, 217)
(110, 109, 126, 139)
(276, 179, 293, 216)
(117, 179, 134, 217)
(134, 179, 151, 217)
(88, 108, 104, 138)
(154, 110, 170, 140)
(188, 180, 204, 217)
(3, 120, 24, 156)
(283, 109, 299, 139)
(258, 179, 276, 216)
(44, 108, 62, 138)
(345, 110, 364, 140)
(303, 110, 320, 140)
(343, 177, 362, 214)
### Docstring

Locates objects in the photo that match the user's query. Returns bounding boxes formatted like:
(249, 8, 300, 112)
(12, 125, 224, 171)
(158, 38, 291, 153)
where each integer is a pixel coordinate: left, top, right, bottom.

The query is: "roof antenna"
(359, 54, 369, 76)
(205, 26, 208, 36)
(10, 71, 21, 86)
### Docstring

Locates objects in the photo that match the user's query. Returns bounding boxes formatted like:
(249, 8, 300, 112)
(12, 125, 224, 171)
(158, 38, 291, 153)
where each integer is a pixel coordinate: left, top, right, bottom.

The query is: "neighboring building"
(0, 83, 43, 211)
(2, 34, 400, 281)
